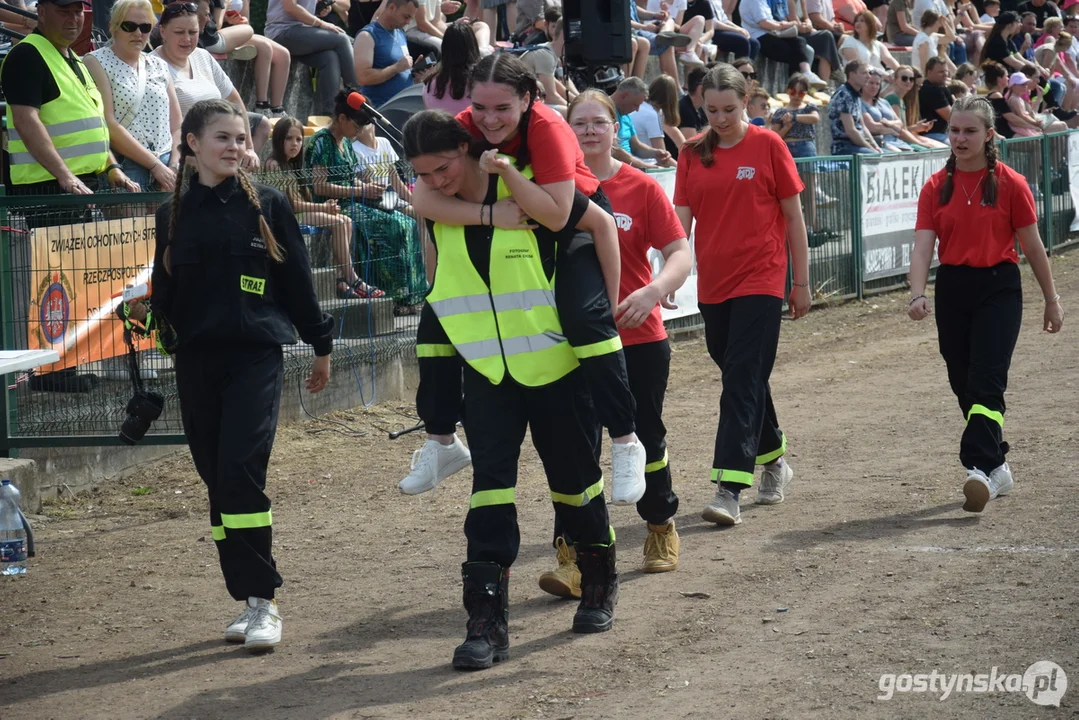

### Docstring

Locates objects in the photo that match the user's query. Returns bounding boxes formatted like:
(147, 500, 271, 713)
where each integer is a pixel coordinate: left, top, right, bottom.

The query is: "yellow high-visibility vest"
(425, 164, 579, 387)
(4, 34, 110, 185)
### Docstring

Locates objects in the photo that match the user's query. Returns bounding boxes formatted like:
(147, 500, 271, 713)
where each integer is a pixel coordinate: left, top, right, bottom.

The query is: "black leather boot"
(573, 544, 618, 633)
(452, 561, 510, 670)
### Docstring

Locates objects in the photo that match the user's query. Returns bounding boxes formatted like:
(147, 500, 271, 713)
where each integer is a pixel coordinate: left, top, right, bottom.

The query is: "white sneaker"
(610, 440, 646, 505)
(804, 70, 827, 89)
(701, 485, 742, 525)
(756, 461, 793, 505)
(224, 601, 259, 642)
(398, 436, 471, 495)
(989, 462, 1015, 497)
(962, 468, 991, 513)
(679, 51, 705, 66)
(243, 597, 282, 651)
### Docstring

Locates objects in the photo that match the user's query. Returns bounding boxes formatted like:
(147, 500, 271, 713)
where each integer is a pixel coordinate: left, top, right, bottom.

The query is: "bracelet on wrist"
(1045, 293, 1061, 303)
(793, 282, 809, 288)
(909, 293, 927, 306)
(104, 163, 123, 175)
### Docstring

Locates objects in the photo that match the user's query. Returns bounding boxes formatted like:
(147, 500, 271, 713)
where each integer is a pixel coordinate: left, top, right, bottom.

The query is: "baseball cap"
(1008, 72, 1031, 86)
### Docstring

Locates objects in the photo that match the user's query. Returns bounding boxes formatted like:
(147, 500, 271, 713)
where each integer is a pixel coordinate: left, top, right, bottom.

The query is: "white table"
(0, 350, 61, 375)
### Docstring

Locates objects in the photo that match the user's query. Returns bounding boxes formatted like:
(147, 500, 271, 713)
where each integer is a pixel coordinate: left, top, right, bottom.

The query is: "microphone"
(347, 92, 403, 140)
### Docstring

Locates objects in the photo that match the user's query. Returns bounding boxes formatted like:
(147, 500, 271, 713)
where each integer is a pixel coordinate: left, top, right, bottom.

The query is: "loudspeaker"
(563, 0, 633, 67)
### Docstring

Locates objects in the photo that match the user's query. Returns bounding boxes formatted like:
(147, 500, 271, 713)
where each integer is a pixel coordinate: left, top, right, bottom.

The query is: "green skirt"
(343, 201, 427, 305)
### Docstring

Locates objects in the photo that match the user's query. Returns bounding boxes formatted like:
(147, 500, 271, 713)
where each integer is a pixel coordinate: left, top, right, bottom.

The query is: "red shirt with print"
(457, 102, 600, 196)
(915, 162, 1037, 267)
(673, 124, 805, 304)
(601, 164, 687, 346)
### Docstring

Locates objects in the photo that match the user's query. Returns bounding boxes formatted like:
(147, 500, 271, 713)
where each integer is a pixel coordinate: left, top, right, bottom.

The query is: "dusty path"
(1, 256, 1077, 720)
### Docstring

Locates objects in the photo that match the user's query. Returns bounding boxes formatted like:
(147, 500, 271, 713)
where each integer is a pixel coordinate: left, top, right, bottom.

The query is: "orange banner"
(28, 216, 156, 373)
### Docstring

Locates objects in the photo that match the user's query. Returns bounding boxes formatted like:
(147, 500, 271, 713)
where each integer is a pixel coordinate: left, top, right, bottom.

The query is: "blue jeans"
(786, 139, 817, 158)
(117, 151, 172, 192)
(832, 139, 878, 155)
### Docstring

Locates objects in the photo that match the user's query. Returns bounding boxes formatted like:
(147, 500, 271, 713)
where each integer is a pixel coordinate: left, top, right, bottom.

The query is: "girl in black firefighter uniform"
(910, 95, 1064, 512)
(143, 99, 334, 651)
(404, 109, 620, 671)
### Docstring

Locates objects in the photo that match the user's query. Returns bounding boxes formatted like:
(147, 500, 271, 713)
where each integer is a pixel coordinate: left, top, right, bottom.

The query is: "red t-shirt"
(673, 124, 805, 304)
(457, 102, 600, 196)
(915, 162, 1037, 267)
(601, 164, 686, 346)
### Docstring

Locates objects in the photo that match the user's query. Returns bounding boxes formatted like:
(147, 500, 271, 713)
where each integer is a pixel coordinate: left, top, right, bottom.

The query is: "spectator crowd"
(3, 0, 1078, 248)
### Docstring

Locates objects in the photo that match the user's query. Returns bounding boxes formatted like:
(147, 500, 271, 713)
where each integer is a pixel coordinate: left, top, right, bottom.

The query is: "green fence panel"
(794, 156, 859, 303)
(0, 161, 424, 449)
(999, 135, 1050, 248)
(1042, 131, 1078, 254)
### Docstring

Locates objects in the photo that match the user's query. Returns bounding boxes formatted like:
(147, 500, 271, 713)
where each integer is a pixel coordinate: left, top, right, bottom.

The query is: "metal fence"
(1, 136, 1078, 450)
(0, 161, 424, 450)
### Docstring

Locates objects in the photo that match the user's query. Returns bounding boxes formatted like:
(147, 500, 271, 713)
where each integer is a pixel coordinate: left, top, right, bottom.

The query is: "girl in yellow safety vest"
(403, 108, 621, 671)
(399, 53, 648, 510)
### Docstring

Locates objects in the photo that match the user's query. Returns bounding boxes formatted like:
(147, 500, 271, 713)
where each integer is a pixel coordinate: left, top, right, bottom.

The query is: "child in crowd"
(949, 79, 971, 98)
(748, 88, 772, 126)
(263, 116, 384, 300)
(980, 0, 1000, 25)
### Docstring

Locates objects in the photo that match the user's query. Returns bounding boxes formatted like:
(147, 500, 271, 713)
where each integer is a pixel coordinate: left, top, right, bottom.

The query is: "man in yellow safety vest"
(2, 0, 138, 196)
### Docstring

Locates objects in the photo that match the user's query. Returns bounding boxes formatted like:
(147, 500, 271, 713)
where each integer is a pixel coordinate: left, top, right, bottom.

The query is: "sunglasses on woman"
(897, 74, 914, 82)
(162, 2, 198, 18)
(120, 21, 154, 33)
(741, 71, 757, 80)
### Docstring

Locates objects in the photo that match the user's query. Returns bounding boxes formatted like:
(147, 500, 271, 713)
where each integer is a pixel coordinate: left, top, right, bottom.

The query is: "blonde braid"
(237, 168, 285, 263)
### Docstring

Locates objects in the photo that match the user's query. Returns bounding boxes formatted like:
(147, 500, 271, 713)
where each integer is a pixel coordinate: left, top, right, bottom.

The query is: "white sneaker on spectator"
(679, 51, 705, 66)
(804, 70, 827, 89)
(398, 436, 471, 495)
(815, 186, 838, 206)
(610, 440, 647, 505)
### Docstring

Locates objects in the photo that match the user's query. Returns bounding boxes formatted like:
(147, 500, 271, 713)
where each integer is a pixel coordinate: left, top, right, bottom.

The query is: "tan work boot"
(642, 520, 680, 573)
(538, 537, 581, 598)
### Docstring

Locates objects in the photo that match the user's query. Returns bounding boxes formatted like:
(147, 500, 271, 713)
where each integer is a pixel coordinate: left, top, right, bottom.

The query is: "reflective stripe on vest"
(3, 34, 110, 185)
(426, 161, 579, 387)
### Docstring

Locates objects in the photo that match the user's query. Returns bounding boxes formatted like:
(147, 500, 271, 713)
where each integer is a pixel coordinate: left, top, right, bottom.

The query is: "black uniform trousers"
(414, 188, 637, 439)
(624, 339, 679, 524)
(699, 297, 786, 488)
(174, 345, 285, 601)
(934, 263, 1023, 472)
(554, 338, 679, 544)
(463, 364, 612, 569)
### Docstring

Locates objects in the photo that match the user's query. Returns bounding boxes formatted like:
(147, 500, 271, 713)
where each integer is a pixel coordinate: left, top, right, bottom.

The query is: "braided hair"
(165, 99, 284, 273)
(939, 95, 1000, 207)
(467, 53, 540, 170)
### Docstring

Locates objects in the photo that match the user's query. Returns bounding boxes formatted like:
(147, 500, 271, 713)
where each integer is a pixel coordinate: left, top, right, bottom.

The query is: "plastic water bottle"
(0, 480, 28, 575)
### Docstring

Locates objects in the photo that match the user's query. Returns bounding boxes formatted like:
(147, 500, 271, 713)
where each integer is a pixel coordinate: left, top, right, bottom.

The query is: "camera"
(119, 389, 165, 445)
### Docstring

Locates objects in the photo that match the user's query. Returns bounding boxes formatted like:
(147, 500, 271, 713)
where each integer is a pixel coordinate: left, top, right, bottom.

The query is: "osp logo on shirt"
(614, 213, 633, 231)
(736, 167, 756, 180)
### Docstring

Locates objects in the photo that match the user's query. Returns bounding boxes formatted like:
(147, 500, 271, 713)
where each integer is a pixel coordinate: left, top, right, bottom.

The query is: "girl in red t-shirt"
(403, 53, 647, 508)
(910, 95, 1064, 513)
(539, 89, 693, 578)
(673, 64, 812, 528)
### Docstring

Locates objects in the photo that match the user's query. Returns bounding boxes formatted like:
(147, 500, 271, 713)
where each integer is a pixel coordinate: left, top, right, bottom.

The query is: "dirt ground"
(2, 255, 1077, 720)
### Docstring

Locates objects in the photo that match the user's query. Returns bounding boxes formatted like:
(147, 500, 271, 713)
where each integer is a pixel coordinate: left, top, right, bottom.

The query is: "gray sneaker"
(756, 461, 793, 505)
(701, 485, 741, 525)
